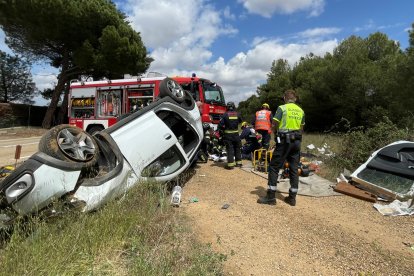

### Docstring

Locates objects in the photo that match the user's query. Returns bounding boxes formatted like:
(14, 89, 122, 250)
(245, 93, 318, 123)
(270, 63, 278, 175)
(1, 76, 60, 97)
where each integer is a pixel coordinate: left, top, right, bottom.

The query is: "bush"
(327, 116, 413, 171)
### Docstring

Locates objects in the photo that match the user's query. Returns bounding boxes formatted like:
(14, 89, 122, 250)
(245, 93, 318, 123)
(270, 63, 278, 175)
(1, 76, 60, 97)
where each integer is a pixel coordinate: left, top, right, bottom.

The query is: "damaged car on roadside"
(0, 78, 203, 228)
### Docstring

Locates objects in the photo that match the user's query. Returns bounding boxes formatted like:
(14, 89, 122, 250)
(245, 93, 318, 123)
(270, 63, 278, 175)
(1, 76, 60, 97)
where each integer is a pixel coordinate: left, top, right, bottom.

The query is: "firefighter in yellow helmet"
(257, 90, 305, 206)
(252, 103, 272, 150)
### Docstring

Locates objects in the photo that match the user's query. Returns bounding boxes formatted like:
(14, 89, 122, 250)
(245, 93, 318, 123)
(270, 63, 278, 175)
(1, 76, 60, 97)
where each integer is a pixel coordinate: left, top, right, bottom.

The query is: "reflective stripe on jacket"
(255, 110, 272, 131)
(219, 111, 241, 134)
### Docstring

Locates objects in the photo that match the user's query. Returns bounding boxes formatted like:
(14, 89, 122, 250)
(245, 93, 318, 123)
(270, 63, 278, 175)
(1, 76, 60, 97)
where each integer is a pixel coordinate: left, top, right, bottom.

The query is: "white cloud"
(238, 0, 325, 18)
(298, 27, 341, 38)
(123, 0, 336, 104)
(354, 19, 375, 32)
(202, 39, 338, 103)
(126, 0, 237, 71)
(223, 6, 236, 20)
(32, 72, 57, 91)
(126, 0, 236, 49)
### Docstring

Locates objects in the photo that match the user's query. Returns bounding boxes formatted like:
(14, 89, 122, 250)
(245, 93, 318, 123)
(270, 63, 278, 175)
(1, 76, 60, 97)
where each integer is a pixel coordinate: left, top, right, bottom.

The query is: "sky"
(1, 0, 413, 106)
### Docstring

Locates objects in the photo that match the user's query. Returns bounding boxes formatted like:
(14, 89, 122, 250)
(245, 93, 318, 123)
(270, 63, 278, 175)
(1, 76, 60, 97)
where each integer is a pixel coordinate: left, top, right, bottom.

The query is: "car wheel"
(159, 78, 185, 103)
(39, 125, 99, 167)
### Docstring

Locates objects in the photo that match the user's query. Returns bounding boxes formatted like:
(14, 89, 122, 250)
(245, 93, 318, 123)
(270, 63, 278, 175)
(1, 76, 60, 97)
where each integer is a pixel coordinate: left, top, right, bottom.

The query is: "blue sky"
(1, 0, 413, 106)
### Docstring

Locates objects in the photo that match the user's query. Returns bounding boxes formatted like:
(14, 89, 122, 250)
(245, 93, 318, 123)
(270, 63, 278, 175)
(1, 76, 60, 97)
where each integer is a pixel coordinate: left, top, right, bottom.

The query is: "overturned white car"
(0, 78, 203, 227)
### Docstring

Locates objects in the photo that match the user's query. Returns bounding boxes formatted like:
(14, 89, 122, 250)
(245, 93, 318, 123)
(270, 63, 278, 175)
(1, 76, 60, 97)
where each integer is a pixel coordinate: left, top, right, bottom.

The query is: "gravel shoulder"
(179, 161, 414, 275)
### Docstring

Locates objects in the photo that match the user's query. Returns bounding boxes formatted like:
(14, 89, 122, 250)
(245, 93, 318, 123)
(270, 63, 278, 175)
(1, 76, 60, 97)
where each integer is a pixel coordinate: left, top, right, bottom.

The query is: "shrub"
(327, 116, 412, 171)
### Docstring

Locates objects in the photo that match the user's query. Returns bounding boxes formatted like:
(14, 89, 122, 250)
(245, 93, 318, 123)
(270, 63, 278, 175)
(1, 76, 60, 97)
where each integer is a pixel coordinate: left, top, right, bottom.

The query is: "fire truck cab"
(69, 73, 226, 134)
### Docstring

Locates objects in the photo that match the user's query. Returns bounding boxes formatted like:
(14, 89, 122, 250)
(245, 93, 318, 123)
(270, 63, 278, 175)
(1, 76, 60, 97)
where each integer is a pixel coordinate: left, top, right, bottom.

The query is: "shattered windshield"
(203, 82, 225, 105)
(357, 168, 414, 195)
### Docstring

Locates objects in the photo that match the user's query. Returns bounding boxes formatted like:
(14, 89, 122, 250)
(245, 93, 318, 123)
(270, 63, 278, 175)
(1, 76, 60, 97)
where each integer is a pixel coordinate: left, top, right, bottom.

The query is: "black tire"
(159, 78, 186, 103)
(87, 126, 104, 136)
(179, 90, 195, 109)
(39, 124, 99, 168)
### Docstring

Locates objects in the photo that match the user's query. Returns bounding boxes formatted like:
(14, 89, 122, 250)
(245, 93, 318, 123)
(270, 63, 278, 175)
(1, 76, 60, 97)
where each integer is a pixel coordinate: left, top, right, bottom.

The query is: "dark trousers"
(241, 142, 261, 160)
(268, 139, 301, 195)
(257, 129, 270, 150)
(223, 133, 242, 166)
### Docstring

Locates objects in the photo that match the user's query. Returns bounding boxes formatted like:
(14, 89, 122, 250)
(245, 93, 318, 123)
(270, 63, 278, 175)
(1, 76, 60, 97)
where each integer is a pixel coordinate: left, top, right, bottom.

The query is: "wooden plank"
(333, 181, 377, 203)
(351, 176, 396, 201)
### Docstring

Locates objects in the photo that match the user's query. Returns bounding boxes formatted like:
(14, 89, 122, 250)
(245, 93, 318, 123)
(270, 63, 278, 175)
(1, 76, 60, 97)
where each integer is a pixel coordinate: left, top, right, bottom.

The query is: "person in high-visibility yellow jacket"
(257, 90, 305, 206)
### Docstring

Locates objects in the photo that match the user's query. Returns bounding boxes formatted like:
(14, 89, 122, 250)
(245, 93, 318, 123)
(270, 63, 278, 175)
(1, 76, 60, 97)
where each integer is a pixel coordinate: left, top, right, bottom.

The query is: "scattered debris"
(306, 144, 315, 150)
(171, 186, 182, 206)
(221, 203, 230, 209)
(373, 199, 414, 216)
(333, 181, 377, 203)
(189, 197, 199, 203)
(402, 242, 414, 251)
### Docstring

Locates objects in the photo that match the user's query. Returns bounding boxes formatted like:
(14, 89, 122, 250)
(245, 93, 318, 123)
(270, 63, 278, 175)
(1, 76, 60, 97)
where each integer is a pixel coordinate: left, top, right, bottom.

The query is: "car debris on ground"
(333, 140, 414, 215)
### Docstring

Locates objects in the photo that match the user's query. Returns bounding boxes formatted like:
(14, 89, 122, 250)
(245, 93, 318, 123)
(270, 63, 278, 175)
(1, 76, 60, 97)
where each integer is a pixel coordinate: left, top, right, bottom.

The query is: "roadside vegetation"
(302, 116, 414, 180)
(0, 180, 224, 275)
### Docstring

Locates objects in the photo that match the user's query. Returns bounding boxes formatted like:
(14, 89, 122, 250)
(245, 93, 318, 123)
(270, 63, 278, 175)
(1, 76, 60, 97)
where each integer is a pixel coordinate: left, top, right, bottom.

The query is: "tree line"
(238, 27, 414, 132)
(1, 1, 413, 131)
(0, 0, 151, 128)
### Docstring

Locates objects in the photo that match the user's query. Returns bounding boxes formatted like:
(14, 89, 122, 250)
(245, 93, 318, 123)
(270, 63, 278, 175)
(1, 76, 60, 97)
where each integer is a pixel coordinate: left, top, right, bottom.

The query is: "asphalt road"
(0, 137, 41, 166)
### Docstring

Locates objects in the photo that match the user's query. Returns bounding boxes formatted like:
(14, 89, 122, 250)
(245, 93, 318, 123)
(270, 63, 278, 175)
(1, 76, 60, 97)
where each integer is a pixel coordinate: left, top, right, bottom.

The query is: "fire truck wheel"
(39, 124, 99, 167)
(88, 126, 104, 136)
(159, 78, 185, 103)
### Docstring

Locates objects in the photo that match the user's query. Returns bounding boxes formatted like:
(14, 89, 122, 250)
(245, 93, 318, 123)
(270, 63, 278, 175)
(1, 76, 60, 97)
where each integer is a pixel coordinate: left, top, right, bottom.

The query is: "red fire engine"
(68, 73, 227, 134)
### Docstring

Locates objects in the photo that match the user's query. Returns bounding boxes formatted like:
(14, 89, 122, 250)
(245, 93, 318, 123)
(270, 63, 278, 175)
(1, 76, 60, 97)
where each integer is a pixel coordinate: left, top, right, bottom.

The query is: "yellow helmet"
(241, 121, 248, 128)
(262, 103, 270, 109)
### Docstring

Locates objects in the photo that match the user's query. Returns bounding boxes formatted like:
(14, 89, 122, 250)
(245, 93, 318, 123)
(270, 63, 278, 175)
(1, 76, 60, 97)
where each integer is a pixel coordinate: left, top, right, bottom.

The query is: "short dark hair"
(284, 90, 297, 102)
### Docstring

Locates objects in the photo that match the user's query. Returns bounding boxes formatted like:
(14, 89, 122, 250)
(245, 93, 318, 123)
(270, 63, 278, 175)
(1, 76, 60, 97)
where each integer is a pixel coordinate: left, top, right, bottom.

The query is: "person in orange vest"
(252, 103, 272, 150)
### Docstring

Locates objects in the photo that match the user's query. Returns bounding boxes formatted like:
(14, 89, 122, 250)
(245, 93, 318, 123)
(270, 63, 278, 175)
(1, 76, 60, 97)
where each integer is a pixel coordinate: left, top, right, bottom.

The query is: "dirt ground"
(179, 161, 414, 275)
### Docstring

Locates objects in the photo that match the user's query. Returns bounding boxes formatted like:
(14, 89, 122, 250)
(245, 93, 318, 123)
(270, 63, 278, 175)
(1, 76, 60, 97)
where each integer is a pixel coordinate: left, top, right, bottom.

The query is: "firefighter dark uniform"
(253, 103, 272, 150)
(257, 90, 305, 206)
(198, 123, 212, 163)
(218, 102, 242, 169)
(239, 122, 261, 160)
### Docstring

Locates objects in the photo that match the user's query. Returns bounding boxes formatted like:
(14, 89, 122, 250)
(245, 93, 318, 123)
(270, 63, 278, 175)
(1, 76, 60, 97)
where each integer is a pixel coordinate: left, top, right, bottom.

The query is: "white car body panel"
(13, 165, 80, 215)
(74, 162, 139, 212)
(110, 110, 177, 176)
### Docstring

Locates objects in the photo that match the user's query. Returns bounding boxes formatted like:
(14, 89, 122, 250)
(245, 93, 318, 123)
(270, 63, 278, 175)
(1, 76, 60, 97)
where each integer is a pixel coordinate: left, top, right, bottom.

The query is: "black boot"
(284, 194, 296, 206)
(257, 189, 276, 205)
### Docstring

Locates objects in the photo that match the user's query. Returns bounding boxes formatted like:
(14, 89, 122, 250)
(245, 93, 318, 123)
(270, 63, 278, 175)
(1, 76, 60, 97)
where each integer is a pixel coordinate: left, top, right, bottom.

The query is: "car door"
(141, 109, 201, 181)
(109, 110, 178, 176)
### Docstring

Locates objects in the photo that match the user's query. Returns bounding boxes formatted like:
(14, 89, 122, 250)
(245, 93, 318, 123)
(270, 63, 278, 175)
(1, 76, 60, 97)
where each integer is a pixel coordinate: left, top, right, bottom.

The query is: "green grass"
(300, 132, 344, 180)
(0, 180, 224, 276)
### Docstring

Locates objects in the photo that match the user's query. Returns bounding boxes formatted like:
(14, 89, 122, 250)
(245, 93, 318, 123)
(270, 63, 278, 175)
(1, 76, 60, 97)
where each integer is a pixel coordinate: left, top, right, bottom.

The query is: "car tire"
(39, 124, 99, 168)
(88, 126, 104, 136)
(159, 78, 186, 103)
